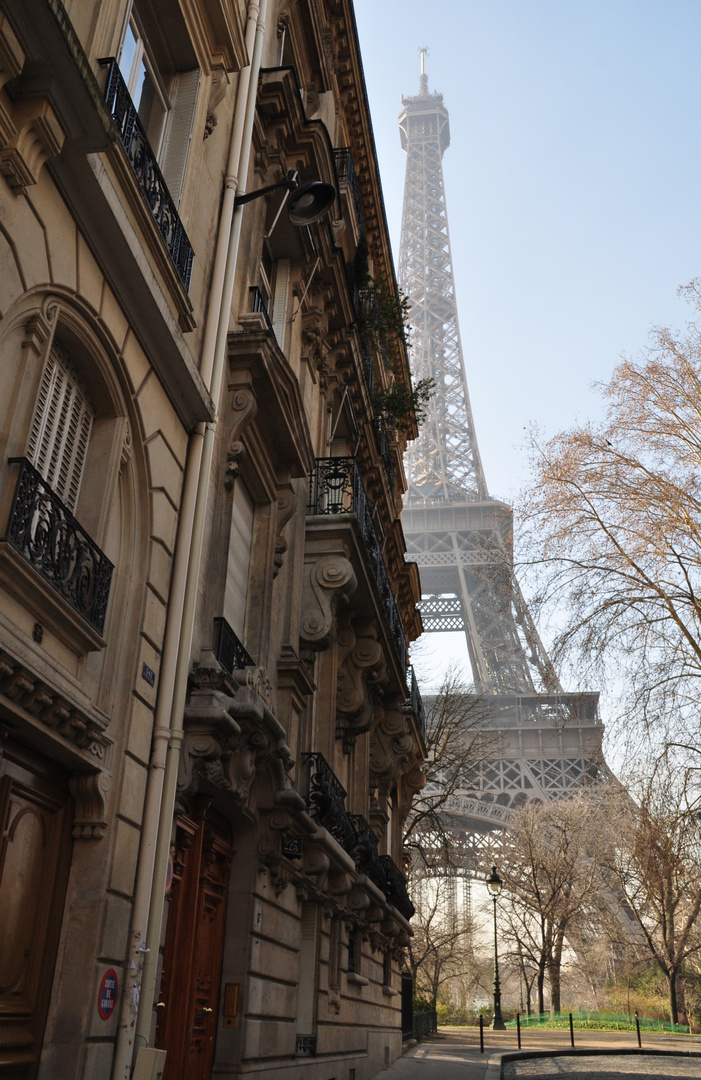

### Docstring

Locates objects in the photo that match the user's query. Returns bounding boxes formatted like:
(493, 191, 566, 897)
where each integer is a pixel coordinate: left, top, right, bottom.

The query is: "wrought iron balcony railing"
(333, 147, 364, 234)
(405, 664, 426, 736)
(373, 415, 396, 497)
(379, 854, 415, 920)
(249, 286, 275, 334)
(304, 758, 415, 918)
(307, 458, 407, 671)
(213, 616, 254, 673)
(5, 458, 113, 635)
(99, 58, 194, 293)
(304, 752, 357, 854)
(350, 813, 386, 893)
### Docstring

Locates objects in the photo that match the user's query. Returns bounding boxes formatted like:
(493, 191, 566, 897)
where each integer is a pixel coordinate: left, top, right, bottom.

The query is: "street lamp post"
(486, 865, 506, 1030)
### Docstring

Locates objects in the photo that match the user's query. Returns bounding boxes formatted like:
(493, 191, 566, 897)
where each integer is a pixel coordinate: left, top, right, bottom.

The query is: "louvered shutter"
(160, 68, 200, 205)
(27, 344, 93, 514)
(223, 480, 254, 640)
(271, 259, 291, 350)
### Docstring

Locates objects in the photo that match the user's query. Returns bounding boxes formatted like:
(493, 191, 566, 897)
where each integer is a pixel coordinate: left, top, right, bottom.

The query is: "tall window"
(26, 344, 93, 514)
(118, 5, 200, 204)
(118, 15, 169, 157)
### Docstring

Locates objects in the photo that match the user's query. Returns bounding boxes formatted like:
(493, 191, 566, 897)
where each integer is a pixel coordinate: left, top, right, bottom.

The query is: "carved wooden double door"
(156, 799, 233, 1080)
(0, 737, 72, 1079)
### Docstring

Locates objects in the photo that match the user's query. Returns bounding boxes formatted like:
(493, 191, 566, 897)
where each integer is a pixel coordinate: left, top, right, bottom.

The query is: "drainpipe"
(131, 0, 269, 1060)
(110, 3, 266, 1077)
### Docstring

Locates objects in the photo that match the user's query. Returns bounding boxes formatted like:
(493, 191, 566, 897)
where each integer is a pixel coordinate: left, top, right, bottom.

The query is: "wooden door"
(156, 800, 233, 1080)
(0, 737, 72, 1080)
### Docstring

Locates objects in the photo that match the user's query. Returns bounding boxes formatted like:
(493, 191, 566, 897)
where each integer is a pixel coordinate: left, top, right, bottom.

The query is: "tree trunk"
(669, 967, 679, 1026)
(548, 927, 566, 1015)
(537, 963, 546, 1015)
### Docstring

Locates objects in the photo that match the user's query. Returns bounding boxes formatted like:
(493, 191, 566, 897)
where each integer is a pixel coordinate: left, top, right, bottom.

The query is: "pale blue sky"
(355, 0, 701, 691)
(356, 0, 701, 497)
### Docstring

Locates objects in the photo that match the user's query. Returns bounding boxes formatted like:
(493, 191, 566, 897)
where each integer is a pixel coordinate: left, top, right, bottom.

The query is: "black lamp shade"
(288, 181, 336, 225)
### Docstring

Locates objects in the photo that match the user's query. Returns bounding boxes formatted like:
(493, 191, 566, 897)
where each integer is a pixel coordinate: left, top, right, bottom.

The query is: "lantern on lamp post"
(486, 865, 506, 1030)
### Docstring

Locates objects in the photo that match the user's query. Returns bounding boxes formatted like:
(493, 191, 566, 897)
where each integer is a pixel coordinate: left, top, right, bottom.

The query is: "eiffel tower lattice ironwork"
(399, 51, 608, 835)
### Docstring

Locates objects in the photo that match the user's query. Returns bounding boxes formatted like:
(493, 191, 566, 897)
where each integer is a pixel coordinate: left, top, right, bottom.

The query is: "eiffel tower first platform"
(399, 52, 610, 835)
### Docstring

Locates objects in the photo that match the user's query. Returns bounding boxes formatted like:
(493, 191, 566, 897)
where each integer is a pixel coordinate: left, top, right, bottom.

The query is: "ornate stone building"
(0, 2, 425, 1079)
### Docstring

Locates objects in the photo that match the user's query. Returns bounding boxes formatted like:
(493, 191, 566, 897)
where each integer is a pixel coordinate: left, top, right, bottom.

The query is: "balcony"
(405, 665, 426, 736)
(373, 415, 396, 497)
(304, 756, 415, 919)
(213, 616, 254, 673)
(249, 286, 275, 335)
(333, 147, 364, 235)
(350, 813, 386, 892)
(380, 855, 415, 920)
(99, 58, 194, 293)
(4, 458, 113, 636)
(307, 458, 407, 670)
(304, 752, 357, 855)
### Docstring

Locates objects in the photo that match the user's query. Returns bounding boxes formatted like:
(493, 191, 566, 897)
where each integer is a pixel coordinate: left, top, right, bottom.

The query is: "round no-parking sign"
(98, 969, 118, 1020)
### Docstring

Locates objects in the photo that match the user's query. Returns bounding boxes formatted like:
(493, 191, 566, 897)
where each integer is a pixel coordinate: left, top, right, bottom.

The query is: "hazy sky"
(355, 0, 701, 497)
(355, 0, 701, 688)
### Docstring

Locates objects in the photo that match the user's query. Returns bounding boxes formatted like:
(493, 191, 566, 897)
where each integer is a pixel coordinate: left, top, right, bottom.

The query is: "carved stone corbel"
(69, 771, 111, 840)
(336, 619, 388, 750)
(204, 70, 229, 138)
(300, 554, 356, 650)
(224, 381, 257, 489)
(302, 309, 333, 385)
(0, 93, 66, 192)
(369, 698, 417, 793)
(273, 483, 296, 577)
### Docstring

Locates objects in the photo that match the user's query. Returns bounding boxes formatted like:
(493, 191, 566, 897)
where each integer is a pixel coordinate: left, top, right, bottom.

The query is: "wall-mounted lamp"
(234, 171, 336, 228)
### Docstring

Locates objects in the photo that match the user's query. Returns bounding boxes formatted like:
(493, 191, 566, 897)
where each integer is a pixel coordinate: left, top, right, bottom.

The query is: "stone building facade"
(0, 2, 425, 1079)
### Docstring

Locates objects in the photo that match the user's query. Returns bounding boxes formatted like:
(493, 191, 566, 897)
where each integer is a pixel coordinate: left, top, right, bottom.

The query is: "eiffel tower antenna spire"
(419, 46, 429, 94)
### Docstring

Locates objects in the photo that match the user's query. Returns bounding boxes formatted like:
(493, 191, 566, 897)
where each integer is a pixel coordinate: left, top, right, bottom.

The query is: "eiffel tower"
(400, 51, 608, 837)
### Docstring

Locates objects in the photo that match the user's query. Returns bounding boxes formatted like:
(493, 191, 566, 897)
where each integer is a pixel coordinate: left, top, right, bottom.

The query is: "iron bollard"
(479, 1014, 484, 1053)
(569, 1012, 575, 1047)
(635, 1010, 641, 1048)
(516, 1011, 521, 1049)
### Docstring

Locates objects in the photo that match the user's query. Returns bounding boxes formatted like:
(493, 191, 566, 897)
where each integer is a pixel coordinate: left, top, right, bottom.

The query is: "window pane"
(119, 21, 138, 90)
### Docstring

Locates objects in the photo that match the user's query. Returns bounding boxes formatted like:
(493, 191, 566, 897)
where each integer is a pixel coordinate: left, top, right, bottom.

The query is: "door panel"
(156, 801, 233, 1080)
(0, 738, 72, 1080)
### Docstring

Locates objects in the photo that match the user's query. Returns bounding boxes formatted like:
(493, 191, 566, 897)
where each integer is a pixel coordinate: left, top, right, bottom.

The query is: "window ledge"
(346, 972, 369, 987)
(382, 986, 399, 997)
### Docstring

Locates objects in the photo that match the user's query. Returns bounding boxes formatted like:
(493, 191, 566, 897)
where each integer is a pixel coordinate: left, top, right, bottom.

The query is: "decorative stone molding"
(0, 647, 111, 764)
(302, 309, 333, 384)
(0, 92, 66, 193)
(369, 700, 415, 787)
(69, 771, 111, 840)
(273, 483, 296, 577)
(178, 660, 291, 808)
(336, 619, 388, 750)
(300, 554, 357, 650)
(204, 70, 229, 138)
(224, 382, 257, 489)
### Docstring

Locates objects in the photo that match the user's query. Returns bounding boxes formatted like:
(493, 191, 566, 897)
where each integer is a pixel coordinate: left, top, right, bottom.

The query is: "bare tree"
(495, 791, 612, 1014)
(606, 760, 701, 1025)
(521, 281, 701, 746)
(408, 873, 476, 1009)
(404, 666, 495, 870)
(403, 667, 497, 1010)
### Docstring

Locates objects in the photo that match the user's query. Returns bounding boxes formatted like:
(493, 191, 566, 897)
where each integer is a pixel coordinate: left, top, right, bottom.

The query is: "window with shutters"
(223, 480, 254, 642)
(117, 3, 200, 205)
(26, 343, 94, 514)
